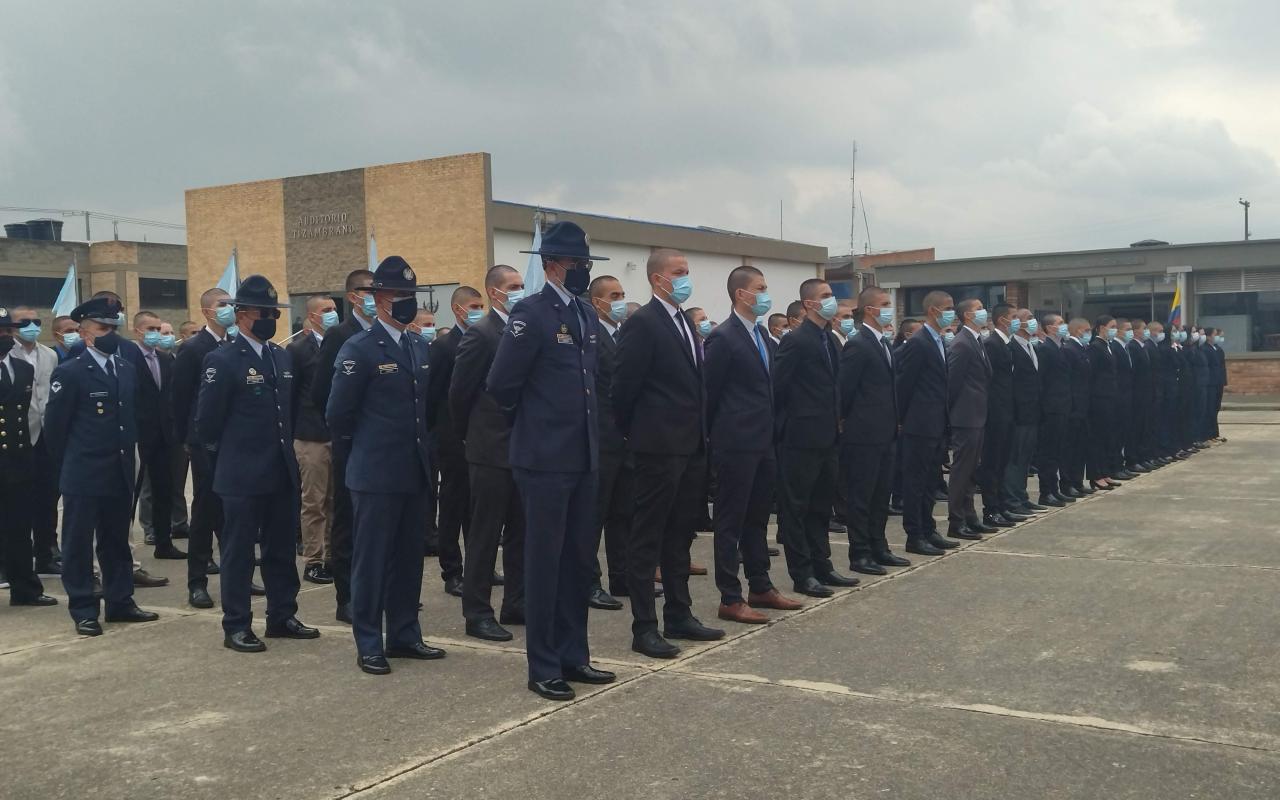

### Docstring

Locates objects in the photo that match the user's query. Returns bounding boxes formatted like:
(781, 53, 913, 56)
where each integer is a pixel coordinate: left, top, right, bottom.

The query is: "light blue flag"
(52, 262, 78, 317)
(368, 229, 378, 269)
(524, 218, 546, 294)
(216, 247, 239, 294)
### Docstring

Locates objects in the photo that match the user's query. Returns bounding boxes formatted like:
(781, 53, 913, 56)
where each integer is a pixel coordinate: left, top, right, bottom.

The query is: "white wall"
(492, 229, 821, 323)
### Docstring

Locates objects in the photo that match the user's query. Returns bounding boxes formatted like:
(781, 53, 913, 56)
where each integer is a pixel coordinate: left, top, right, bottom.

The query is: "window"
(0, 274, 69, 309)
(138, 277, 187, 309)
(903, 284, 1005, 316)
(1197, 290, 1280, 353)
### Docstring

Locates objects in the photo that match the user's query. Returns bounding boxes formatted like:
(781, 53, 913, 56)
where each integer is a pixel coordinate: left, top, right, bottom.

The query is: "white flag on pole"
(216, 247, 239, 294)
(52, 261, 78, 317)
(523, 215, 546, 295)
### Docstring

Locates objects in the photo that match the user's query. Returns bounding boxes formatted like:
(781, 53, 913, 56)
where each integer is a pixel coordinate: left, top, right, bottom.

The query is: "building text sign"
(289, 212, 358, 241)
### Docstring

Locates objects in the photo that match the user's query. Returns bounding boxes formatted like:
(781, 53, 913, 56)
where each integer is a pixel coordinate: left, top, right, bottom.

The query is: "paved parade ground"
(3, 412, 1278, 799)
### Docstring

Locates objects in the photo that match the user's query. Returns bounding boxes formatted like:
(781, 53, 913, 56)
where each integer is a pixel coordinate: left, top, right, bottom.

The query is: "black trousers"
(62, 492, 134, 622)
(628, 451, 704, 635)
(1002, 423, 1037, 508)
(889, 439, 904, 505)
(1036, 413, 1066, 497)
(351, 489, 426, 657)
(463, 463, 524, 622)
(1, 479, 43, 601)
(978, 416, 1012, 516)
(137, 438, 174, 549)
(435, 445, 469, 582)
(901, 434, 942, 539)
(832, 448, 849, 525)
(219, 491, 300, 634)
(711, 448, 776, 605)
(1159, 389, 1179, 455)
(948, 426, 984, 525)
(1211, 385, 1224, 438)
(593, 446, 631, 594)
(514, 468, 597, 682)
(330, 439, 354, 608)
(843, 441, 893, 561)
(424, 440, 440, 551)
(1110, 394, 1131, 472)
(30, 436, 60, 563)
(777, 445, 836, 584)
(186, 444, 223, 591)
(1086, 405, 1112, 481)
(1127, 395, 1148, 465)
(1146, 391, 1165, 458)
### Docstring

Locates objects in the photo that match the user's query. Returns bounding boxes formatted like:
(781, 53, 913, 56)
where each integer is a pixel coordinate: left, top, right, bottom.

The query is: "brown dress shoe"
(689, 562, 708, 576)
(717, 602, 768, 624)
(747, 588, 804, 611)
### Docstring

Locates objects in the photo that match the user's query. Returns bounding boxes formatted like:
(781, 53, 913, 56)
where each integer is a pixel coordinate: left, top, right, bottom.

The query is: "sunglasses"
(17, 318, 42, 327)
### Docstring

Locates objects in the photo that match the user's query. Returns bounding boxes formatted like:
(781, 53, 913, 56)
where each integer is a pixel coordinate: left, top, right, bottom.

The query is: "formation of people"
(0, 220, 1227, 702)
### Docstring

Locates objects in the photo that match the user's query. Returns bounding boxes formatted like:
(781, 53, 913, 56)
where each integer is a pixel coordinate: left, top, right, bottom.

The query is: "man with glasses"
(9, 307, 62, 574)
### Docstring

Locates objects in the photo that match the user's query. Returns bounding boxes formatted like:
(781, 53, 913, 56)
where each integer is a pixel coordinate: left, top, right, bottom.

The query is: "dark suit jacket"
(1064, 339, 1092, 417)
(983, 331, 1014, 427)
(427, 327, 465, 457)
(1190, 343, 1210, 388)
(772, 317, 839, 450)
(44, 352, 137, 496)
(1088, 338, 1118, 403)
(310, 314, 365, 422)
(1110, 339, 1133, 400)
(839, 324, 897, 446)
(593, 320, 626, 454)
(286, 331, 329, 443)
(1038, 337, 1071, 417)
(0, 357, 36, 476)
(1145, 339, 1165, 401)
(704, 315, 775, 454)
(1206, 344, 1226, 387)
(172, 328, 226, 446)
(449, 309, 512, 468)
(1009, 338, 1040, 425)
(1128, 339, 1152, 406)
(896, 325, 949, 438)
(611, 296, 705, 456)
(947, 327, 991, 429)
(132, 345, 175, 448)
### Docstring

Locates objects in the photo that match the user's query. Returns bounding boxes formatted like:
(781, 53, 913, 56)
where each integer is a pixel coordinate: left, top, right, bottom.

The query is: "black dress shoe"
(466, 617, 513, 642)
(1128, 464, 1150, 474)
(387, 641, 447, 660)
(132, 568, 169, 588)
(303, 563, 333, 584)
(966, 518, 998, 534)
(250, 582, 266, 596)
(588, 587, 623, 610)
(206, 559, 220, 575)
(1039, 495, 1066, 508)
(529, 678, 575, 700)
(849, 557, 887, 576)
(491, 570, 505, 586)
(1090, 480, 1116, 491)
(105, 605, 159, 623)
(12, 594, 58, 607)
(1002, 510, 1032, 522)
(189, 587, 214, 608)
(632, 630, 681, 659)
(34, 561, 62, 576)
(873, 551, 911, 568)
(1078, 484, 1098, 495)
(793, 577, 834, 598)
(1021, 501, 1049, 512)
(266, 617, 320, 639)
(91, 574, 103, 597)
(563, 664, 616, 684)
(816, 570, 860, 588)
(932, 489, 950, 502)
(947, 524, 983, 540)
(154, 543, 187, 560)
(925, 532, 959, 550)
(1054, 491, 1077, 504)
(224, 630, 266, 652)
(1115, 470, 1138, 480)
(766, 546, 781, 556)
(905, 538, 945, 556)
(827, 521, 847, 534)
(983, 513, 1014, 529)
(443, 576, 464, 597)
(1059, 486, 1080, 498)
(358, 655, 391, 675)
(76, 619, 103, 636)
(336, 603, 353, 624)
(664, 616, 725, 641)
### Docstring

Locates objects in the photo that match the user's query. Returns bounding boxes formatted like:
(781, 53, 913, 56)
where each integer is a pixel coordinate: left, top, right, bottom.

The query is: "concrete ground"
(3, 412, 1279, 799)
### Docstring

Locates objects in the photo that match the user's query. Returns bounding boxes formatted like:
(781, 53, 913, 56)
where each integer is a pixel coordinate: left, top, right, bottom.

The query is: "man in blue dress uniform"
(44, 297, 158, 635)
(196, 275, 318, 653)
(327, 256, 447, 675)
(487, 221, 617, 701)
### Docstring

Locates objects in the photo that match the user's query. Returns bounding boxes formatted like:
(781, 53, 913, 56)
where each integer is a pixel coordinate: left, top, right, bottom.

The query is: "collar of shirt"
(240, 334, 265, 357)
(378, 318, 403, 344)
(655, 294, 682, 321)
(862, 322, 885, 341)
(994, 328, 1011, 344)
(599, 317, 618, 338)
(768, 334, 781, 345)
(495, 308, 510, 325)
(965, 325, 983, 339)
(924, 324, 944, 345)
(734, 310, 758, 335)
(356, 313, 374, 331)
(311, 329, 324, 345)
(140, 344, 158, 358)
(86, 347, 110, 370)
(547, 279, 575, 307)
(203, 325, 225, 343)
(1015, 334, 1035, 352)
(1069, 335, 1084, 346)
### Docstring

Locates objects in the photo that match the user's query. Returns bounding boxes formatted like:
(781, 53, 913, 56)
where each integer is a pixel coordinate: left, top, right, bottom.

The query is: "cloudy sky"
(1, 0, 1277, 258)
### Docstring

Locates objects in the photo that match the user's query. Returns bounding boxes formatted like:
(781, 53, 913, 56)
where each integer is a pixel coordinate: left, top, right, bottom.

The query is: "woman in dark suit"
(888, 319, 922, 513)
(1087, 316, 1119, 491)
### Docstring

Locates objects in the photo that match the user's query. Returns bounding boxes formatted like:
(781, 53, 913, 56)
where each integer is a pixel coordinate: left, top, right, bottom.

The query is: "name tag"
(281, 371, 293, 379)
(556, 333, 575, 345)
(90, 391, 108, 398)
(246, 374, 265, 385)
(377, 363, 399, 374)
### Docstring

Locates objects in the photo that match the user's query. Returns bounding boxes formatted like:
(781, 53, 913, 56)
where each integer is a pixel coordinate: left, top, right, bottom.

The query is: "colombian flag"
(1167, 283, 1182, 328)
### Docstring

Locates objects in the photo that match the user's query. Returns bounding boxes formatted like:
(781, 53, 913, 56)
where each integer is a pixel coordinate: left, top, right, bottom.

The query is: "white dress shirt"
(10, 341, 57, 443)
(656, 295, 698, 363)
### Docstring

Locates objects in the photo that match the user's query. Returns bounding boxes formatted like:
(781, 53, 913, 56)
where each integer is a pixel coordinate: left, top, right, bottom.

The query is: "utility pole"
(1239, 198, 1251, 240)
(850, 140, 857, 257)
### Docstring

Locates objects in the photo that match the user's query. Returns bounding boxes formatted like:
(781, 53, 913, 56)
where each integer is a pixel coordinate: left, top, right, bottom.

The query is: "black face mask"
(250, 318, 277, 340)
(391, 297, 418, 325)
(93, 330, 121, 355)
(0, 334, 13, 358)
(564, 265, 592, 296)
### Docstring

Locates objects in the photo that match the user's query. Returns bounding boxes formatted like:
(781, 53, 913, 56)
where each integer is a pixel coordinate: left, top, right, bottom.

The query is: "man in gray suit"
(945, 298, 991, 539)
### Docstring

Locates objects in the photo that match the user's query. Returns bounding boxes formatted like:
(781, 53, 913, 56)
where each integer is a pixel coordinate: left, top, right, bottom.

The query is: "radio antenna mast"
(850, 140, 858, 257)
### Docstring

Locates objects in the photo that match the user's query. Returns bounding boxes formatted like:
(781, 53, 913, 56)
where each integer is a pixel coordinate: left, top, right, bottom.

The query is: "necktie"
(146, 351, 161, 388)
(0, 360, 10, 392)
(401, 333, 414, 362)
(752, 324, 769, 369)
(104, 357, 116, 379)
(823, 333, 834, 372)
(882, 338, 893, 367)
(675, 312, 693, 362)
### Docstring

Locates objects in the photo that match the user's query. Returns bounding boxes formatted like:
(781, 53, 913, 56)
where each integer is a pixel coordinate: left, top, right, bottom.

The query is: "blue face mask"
(225, 324, 239, 339)
(1122, 329, 1133, 342)
(320, 310, 340, 330)
(748, 291, 772, 317)
(839, 318, 855, 335)
(17, 322, 40, 342)
(1106, 328, 1117, 340)
(608, 300, 628, 322)
(159, 334, 176, 350)
(1082, 332, 1093, 344)
(1142, 328, 1151, 340)
(666, 274, 693, 305)
(1216, 336, 1224, 345)
(878, 307, 895, 327)
(62, 331, 82, 349)
(1009, 318, 1022, 334)
(215, 304, 236, 327)
(1026, 319, 1038, 334)
(500, 288, 525, 309)
(1056, 323, 1069, 338)
(972, 309, 989, 327)
(817, 296, 838, 320)
(697, 320, 712, 337)
(939, 309, 956, 328)
(1155, 332, 1166, 343)
(465, 309, 485, 326)
(143, 330, 162, 348)
(361, 293, 377, 318)
(419, 326, 436, 344)
(882, 330, 894, 342)
(943, 331, 955, 344)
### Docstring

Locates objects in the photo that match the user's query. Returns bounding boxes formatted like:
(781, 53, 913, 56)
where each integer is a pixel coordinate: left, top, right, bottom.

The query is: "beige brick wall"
(364, 153, 493, 292)
(185, 178, 287, 337)
(1226, 358, 1280, 394)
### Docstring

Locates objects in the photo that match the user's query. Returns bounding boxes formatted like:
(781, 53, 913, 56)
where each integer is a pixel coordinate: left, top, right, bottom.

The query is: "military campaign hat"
(0, 305, 16, 327)
(69, 296, 125, 326)
(520, 221, 610, 261)
(232, 274, 290, 308)
(371, 255, 424, 291)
